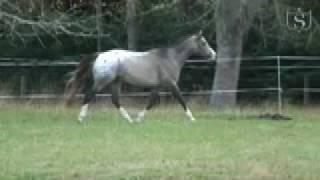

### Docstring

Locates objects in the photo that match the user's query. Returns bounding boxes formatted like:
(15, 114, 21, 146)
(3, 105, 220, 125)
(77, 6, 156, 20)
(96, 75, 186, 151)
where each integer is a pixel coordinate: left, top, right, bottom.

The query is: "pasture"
(0, 103, 320, 179)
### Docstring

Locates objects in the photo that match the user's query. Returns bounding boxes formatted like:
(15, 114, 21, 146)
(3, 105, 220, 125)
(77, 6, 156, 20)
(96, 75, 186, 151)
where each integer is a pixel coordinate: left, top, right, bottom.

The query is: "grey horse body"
(94, 38, 195, 90)
(66, 31, 216, 123)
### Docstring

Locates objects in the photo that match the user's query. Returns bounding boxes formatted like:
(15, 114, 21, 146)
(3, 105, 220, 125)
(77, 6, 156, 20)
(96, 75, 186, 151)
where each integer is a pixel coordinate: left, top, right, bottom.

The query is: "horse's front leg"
(169, 82, 196, 122)
(136, 88, 160, 122)
(111, 81, 133, 123)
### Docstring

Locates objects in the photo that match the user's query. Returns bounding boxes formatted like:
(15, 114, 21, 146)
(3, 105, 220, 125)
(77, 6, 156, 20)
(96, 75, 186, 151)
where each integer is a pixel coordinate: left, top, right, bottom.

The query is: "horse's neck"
(172, 38, 193, 66)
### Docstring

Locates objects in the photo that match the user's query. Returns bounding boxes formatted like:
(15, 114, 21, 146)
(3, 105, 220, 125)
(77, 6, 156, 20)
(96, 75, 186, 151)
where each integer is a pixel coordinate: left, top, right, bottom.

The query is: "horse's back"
(93, 49, 160, 87)
(98, 49, 148, 60)
(93, 50, 131, 83)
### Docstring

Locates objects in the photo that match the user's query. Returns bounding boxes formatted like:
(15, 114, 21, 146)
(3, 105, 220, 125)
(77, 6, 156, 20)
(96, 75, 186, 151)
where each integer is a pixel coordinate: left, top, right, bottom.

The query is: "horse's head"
(191, 30, 216, 60)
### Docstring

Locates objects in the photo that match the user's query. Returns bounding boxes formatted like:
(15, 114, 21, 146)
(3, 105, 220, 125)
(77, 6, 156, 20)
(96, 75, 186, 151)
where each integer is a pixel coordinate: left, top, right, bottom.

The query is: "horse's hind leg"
(111, 80, 133, 123)
(136, 88, 159, 122)
(79, 86, 96, 123)
(169, 83, 196, 122)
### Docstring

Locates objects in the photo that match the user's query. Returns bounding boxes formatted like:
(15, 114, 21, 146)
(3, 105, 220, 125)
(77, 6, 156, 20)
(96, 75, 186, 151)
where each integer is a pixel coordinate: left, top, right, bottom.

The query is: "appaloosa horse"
(65, 31, 216, 123)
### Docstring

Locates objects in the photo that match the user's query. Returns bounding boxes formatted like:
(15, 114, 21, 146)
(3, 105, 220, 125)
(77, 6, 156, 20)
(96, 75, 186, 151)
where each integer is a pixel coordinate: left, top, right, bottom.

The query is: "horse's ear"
(197, 30, 203, 37)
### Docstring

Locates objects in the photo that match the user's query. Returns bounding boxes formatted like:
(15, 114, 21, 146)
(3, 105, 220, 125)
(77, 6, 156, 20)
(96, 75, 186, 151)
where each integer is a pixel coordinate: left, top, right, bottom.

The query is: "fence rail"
(0, 88, 318, 100)
(1, 56, 320, 68)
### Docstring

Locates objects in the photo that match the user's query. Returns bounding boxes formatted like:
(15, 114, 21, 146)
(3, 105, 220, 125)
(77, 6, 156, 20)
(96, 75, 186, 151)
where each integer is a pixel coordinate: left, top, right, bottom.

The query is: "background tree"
(126, 0, 139, 50)
(209, 0, 265, 108)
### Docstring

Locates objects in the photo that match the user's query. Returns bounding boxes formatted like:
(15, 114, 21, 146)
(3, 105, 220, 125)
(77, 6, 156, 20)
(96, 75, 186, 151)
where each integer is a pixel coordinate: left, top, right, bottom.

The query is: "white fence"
(1, 56, 320, 113)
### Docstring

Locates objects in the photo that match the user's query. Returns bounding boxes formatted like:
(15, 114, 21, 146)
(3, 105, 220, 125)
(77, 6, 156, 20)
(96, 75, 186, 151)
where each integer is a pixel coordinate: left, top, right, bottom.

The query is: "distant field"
(0, 103, 320, 179)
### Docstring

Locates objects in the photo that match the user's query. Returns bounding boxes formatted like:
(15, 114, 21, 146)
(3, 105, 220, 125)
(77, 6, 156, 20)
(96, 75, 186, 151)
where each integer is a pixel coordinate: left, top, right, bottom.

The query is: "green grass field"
(1, 103, 320, 179)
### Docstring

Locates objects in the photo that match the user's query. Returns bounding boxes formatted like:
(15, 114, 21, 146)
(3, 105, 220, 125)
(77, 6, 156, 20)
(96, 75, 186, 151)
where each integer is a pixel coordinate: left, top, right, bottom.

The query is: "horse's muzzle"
(209, 49, 216, 61)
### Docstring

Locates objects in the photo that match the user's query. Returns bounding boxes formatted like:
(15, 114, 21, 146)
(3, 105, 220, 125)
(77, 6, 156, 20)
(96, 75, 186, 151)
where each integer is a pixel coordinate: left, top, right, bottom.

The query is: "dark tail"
(65, 55, 93, 106)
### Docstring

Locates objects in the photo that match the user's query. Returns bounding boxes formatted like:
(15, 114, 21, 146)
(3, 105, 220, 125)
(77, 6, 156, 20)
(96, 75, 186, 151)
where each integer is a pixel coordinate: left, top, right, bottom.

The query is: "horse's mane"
(172, 33, 194, 47)
(145, 32, 198, 60)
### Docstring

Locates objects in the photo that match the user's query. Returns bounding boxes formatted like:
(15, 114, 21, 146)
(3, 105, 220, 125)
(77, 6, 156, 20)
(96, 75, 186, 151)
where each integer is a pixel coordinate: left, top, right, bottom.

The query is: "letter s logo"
(294, 14, 306, 29)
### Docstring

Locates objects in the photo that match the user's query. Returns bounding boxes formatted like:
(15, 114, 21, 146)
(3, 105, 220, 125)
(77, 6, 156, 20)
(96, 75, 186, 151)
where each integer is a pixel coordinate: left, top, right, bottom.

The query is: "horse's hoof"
(185, 109, 196, 122)
(127, 118, 134, 124)
(135, 116, 144, 123)
(136, 110, 146, 123)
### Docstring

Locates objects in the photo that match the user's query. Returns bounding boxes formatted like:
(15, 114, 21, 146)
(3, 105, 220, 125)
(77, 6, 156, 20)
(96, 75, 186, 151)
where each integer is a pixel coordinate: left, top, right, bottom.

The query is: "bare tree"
(0, 0, 100, 46)
(126, 0, 139, 50)
(209, 0, 264, 108)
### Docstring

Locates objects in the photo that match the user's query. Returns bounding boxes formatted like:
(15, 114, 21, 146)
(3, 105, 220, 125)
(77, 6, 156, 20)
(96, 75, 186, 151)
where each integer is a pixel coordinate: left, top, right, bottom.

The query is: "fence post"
(20, 74, 26, 97)
(277, 56, 282, 114)
(303, 74, 310, 105)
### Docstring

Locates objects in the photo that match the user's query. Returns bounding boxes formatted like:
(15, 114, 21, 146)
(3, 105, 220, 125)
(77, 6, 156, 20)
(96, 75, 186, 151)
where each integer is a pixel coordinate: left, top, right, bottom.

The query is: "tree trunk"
(209, 0, 264, 109)
(96, 0, 102, 52)
(180, 0, 196, 14)
(209, 0, 244, 108)
(126, 0, 138, 50)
